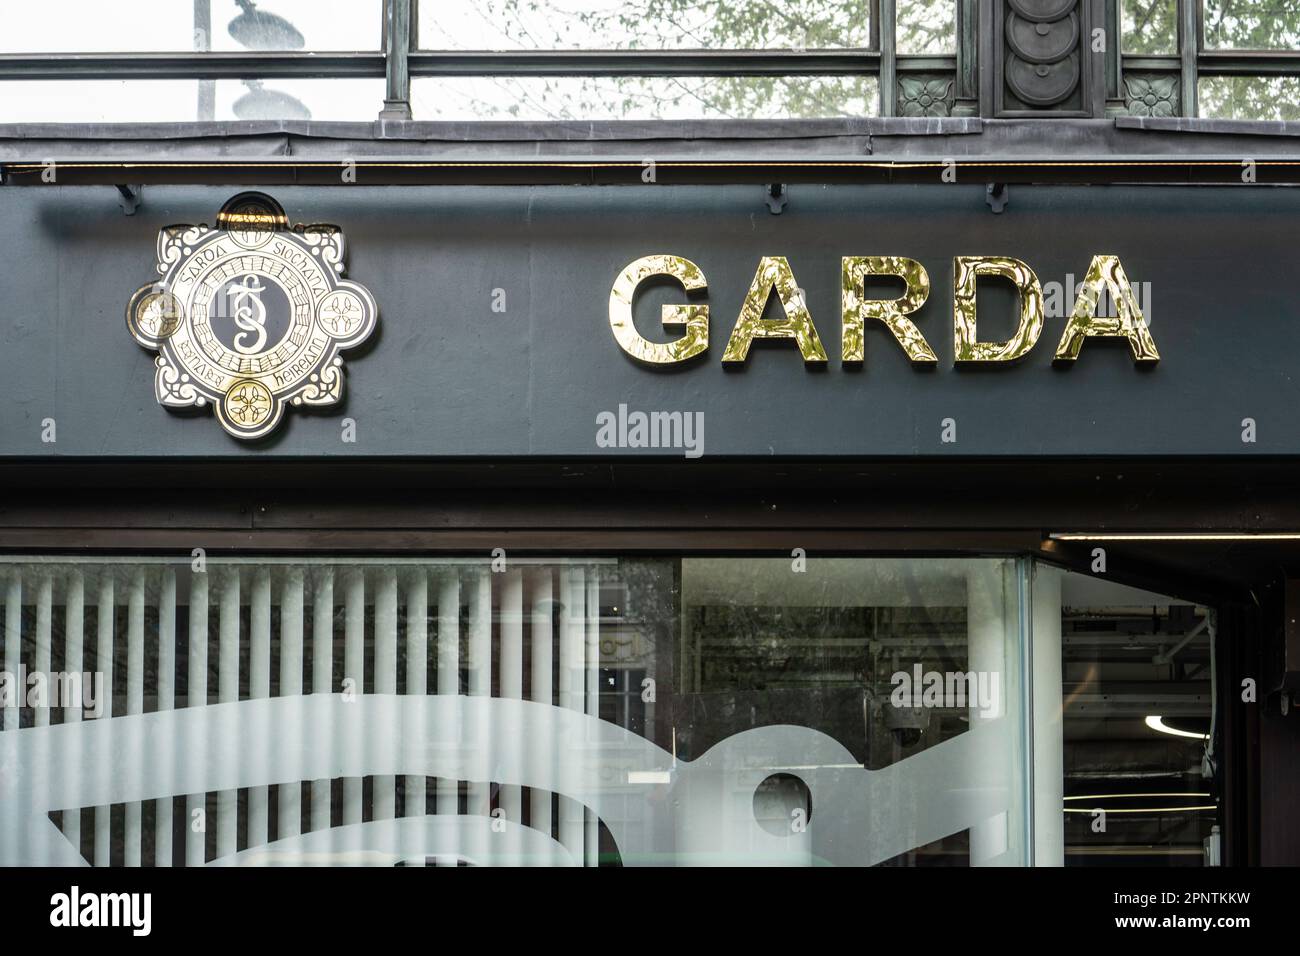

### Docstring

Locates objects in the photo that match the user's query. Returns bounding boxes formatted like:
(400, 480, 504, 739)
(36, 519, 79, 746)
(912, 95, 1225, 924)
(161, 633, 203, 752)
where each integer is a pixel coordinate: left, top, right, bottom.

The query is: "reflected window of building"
(1059, 572, 1215, 866)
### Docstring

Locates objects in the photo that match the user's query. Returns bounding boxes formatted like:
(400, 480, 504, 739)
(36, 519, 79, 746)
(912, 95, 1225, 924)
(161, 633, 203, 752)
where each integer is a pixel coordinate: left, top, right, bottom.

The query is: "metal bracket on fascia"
(766, 182, 788, 215)
(116, 183, 143, 216)
(985, 182, 1008, 214)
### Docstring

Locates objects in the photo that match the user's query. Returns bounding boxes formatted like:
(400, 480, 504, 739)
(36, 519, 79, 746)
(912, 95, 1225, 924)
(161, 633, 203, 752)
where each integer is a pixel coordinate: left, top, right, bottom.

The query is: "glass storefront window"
(0, 554, 1027, 867)
(1057, 572, 1215, 866)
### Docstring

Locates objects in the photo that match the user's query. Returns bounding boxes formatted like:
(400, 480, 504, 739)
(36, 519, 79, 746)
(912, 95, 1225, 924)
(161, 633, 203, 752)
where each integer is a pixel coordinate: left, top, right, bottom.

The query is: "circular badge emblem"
(126, 192, 377, 441)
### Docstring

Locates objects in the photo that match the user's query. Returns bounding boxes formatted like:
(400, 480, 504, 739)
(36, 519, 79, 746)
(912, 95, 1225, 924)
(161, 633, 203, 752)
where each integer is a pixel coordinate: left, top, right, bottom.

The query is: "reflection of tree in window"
(1200, 0, 1300, 119)
(418, 0, 956, 119)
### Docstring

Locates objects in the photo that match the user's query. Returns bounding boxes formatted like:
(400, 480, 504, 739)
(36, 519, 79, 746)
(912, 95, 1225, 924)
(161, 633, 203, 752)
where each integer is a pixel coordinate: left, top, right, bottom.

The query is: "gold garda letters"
(1054, 254, 1160, 363)
(722, 256, 828, 364)
(953, 256, 1045, 363)
(841, 256, 936, 363)
(610, 253, 1159, 367)
(608, 255, 709, 364)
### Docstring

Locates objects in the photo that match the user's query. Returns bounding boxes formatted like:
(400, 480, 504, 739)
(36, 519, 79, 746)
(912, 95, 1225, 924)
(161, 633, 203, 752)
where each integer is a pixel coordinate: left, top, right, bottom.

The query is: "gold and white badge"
(127, 192, 378, 440)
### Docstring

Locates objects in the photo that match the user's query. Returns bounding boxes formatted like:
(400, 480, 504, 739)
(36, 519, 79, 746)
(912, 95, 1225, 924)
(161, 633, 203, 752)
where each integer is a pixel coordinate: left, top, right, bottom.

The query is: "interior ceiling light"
(1062, 791, 1215, 814)
(1063, 792, 1211, 801)
(1049, 532, 1300, 541)
(1145, 715, 1210, 740)
(1063, 805, 1215, 814)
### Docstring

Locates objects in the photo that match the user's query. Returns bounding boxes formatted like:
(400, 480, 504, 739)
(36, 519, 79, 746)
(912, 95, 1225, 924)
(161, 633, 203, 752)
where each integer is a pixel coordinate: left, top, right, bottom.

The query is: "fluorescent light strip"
(1063, 792, 1210, 802)
(1050, 532, 1300, 541)
(1063, 806, 1215, 814)
(1145, 715, 1211, 740)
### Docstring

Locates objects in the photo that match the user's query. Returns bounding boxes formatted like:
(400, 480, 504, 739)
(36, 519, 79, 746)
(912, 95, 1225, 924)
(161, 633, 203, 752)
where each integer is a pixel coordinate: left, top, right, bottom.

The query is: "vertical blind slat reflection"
(529, 569, 555, 866)
(310, 568, 333, 839)
(278, 567, 304, 843)
(585, 572, 600, 867)
(186, 571, 208, 866)
(499, 568, 523, 866)
(2, 560, 612, 868)
(124, 568, 144, 866)
(404, 570, 428, 862)
(33, 573, 52, 864)
(248, 567, 272, 850)
(373, 568, 398, 843)
(62, 570, 85, 857)
(156, 568, 176, 867)
(216, 569, 239, 860)
(94, 572, 113, 867)
(466, 569, 491, 865)
(435, 572, 459, 864)
(342, 569, 364, 855)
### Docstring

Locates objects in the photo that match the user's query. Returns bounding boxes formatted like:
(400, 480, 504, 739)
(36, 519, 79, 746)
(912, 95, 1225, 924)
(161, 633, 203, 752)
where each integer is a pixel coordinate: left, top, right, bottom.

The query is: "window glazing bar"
(1181, 0, 1199, 116)
(896, 56, 959, 72)
(879, 0, 896, 116)
(0, 52, 386, 81)
(405, 50, 882, 76)
(380, 0, 412, 121)
(1197, 51, 1300, 75)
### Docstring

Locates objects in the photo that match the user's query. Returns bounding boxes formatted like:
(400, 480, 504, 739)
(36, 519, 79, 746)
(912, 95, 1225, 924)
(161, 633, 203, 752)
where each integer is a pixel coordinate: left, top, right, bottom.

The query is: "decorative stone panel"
(898, 75, 956, 117)
(1122, 73, 1179, 116)
(1003, 0, 1082, 111)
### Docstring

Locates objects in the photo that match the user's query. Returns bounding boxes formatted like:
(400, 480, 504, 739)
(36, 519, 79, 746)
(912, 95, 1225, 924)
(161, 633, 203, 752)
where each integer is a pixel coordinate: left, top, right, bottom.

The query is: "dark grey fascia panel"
(0, 182, 1295, 459)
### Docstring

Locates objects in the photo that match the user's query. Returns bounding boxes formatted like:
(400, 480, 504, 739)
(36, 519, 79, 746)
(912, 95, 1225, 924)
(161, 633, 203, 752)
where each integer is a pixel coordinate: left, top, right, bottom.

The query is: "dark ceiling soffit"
(2, 155, 1299, 186)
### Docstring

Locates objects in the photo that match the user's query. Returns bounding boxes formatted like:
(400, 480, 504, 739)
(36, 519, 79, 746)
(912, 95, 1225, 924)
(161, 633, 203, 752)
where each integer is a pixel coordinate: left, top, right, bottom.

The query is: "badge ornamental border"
(126, 192, 378, 440)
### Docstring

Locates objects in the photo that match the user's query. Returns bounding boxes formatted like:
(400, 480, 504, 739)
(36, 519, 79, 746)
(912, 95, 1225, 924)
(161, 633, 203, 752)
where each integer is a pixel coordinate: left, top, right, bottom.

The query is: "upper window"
(1, 0, 382, 53)
(8, 0, 1300, 124)
(0, 1, 384, 122)
(896, 0, 956, 54)
(416, 0, 874, 51)
(1121, 0, 1177, 55)
(1203, 0, 1300, 50)
(1199, 0, 1300, 119)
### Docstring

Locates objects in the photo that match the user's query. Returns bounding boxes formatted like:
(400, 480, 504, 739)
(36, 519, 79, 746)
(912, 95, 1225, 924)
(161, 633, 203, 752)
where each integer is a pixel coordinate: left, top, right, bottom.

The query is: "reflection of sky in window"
(1, 1, 383, 122)
(0, 0, 908, 121)
(0, 79, 385, 123)
(3, 1, 379, 52)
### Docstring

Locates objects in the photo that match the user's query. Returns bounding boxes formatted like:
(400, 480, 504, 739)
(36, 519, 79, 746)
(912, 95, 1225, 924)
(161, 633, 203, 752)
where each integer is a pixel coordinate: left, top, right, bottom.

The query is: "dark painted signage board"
(0, 184, 1288, 457)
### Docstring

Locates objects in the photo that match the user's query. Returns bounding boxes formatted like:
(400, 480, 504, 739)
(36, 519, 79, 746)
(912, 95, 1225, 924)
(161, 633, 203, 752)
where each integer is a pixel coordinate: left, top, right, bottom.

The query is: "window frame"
(1116, 0, 1300, 118)
(0, 0, 974, 122)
